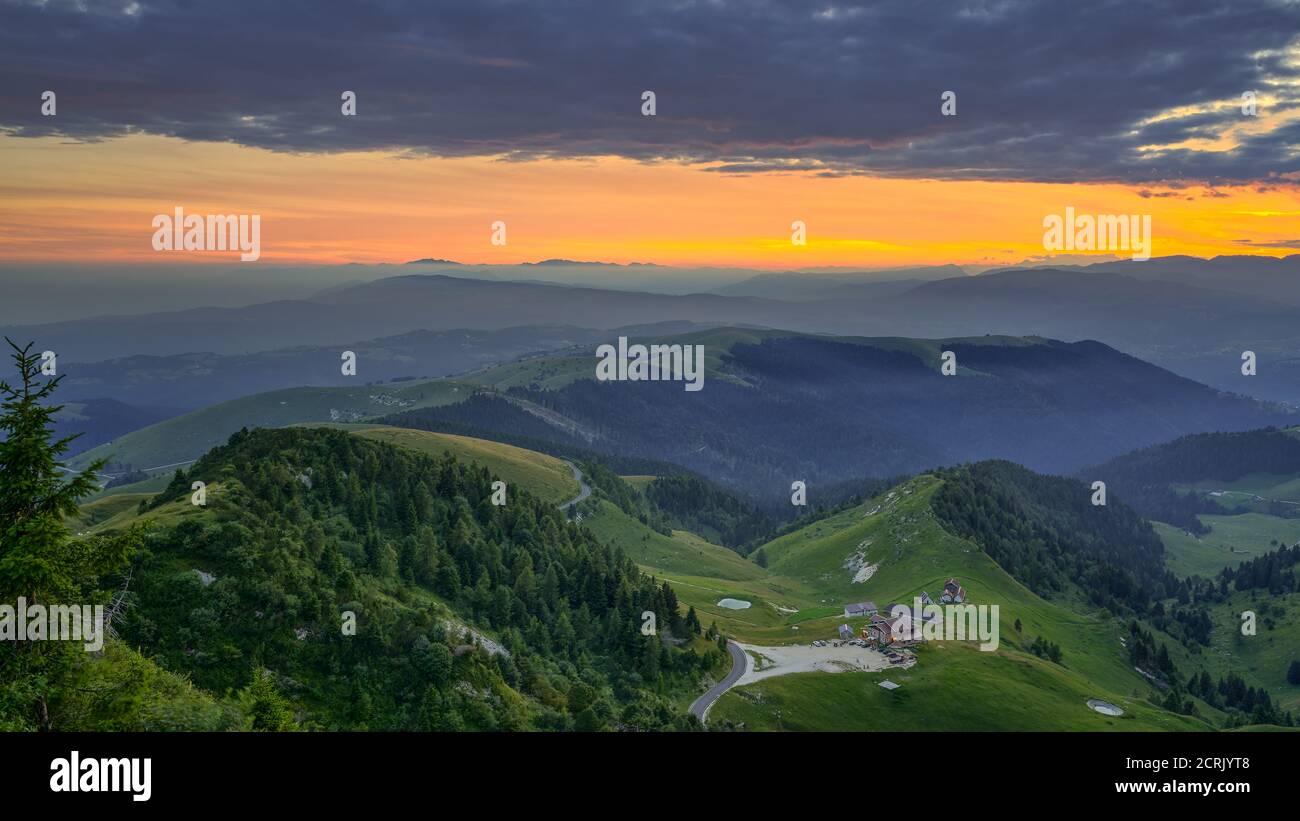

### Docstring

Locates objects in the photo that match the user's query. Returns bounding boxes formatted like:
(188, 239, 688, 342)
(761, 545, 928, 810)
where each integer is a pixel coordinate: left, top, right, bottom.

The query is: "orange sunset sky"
(3, 133, 1297, 269)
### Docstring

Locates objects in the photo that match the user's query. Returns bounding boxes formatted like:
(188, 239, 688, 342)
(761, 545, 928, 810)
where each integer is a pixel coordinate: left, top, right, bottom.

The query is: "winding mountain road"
(689, 641, 748, 723)
(558, 460, 591, 510)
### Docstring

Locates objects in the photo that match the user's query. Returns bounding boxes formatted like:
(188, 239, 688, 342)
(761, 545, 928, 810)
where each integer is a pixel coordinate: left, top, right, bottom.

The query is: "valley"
(61, 339, 1300, 733)
(14, 276, 1300, 735)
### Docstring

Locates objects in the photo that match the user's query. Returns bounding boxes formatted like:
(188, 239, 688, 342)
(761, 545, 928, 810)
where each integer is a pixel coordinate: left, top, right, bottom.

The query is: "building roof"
(845, 601, 877, 613)
(868, 615, 901, 632)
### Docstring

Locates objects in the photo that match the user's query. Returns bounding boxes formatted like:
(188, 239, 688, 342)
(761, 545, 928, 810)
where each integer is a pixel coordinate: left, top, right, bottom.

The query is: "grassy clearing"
(619, 475, 658, 490)
(74, 483, 223, 535)
(1190, 590, 1300, 713)
(72, 493, 153, 531)
(582, 500, 763, 582)
(1152, 515, 1300, 578)
(85, 471, 173, 501)
(1177, 473, 1300, 508)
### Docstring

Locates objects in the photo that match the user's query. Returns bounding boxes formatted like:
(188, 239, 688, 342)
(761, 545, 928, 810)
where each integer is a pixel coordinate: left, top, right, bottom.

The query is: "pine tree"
(640, 634, 661, 679)
(244, 668, 299, 731)
(0, 339, 113, 600)
(685, 605, 702, 636)
(0, 339, 138, 730)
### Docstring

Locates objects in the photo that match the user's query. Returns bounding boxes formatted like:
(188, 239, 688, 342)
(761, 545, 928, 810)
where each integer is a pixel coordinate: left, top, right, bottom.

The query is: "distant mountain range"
(50, 322, 709, 410)
(1066, 254, 1300, 306)
(384, 329, 1291, 500)
(11, 255, 1300, 448)
(712, 264, 968, 300)
(53, 397, 181, 457)
(70, 327, 1289, 492)
(3, 276, 794, 361)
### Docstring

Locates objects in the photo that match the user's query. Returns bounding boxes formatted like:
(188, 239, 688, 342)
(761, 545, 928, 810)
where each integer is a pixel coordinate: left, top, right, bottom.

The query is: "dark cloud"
(1235, 238, 1300, 248)
(0, 0, 1297, 183)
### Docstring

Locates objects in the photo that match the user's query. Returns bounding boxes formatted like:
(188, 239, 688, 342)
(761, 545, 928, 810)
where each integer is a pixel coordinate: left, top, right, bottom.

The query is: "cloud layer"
(1, 0, 1298, 183)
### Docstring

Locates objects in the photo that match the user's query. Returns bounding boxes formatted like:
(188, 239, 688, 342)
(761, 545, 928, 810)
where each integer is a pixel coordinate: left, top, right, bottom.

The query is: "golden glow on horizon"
(1, 134, 1297, 268)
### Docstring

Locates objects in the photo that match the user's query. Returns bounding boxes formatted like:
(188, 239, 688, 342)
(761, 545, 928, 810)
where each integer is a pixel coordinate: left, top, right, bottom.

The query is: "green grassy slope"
(1177, 472, 1300, 509)
(1199, 591, 1300, 713)
(74, 414, 1215, 730)
(1099, 429, 1300, 576)
(711, 642, 1210, 731)
(1153, 515, 1300, 578)
(619, 475, 658, 491)
(340, 423, 816, 657)
(68, 380, 474, 475)
(73, 482, 222, 536)
(85, 471, 173, 501)
(581, 499, 761, 581)
(73, 492, 152, 532)
(751, 475, 1146, 695)
(349, 426, 580, 505)
(78, 429, 572, 544)
(577, 499, 831, 641)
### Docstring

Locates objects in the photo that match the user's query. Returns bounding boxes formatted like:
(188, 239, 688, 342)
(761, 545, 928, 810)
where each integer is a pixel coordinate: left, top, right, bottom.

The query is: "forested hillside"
(389, 333, 1289, 500)
(1, 341, 237, 731)
(616, 472, 773, 553)
(932, 461, 1177, 613)
(930, 461, 1295, 725)
(118, 427, 725, 730)
(1084, 428, 1300, 530)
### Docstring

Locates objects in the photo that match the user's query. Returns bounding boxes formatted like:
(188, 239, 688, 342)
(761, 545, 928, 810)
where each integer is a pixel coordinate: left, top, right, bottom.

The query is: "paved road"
(689, 640, 748, 723)
(557, 460, 592, 510)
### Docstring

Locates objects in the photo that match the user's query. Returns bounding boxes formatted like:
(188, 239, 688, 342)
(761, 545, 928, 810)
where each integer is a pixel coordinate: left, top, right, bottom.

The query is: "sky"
(1, 0, 1298, 269)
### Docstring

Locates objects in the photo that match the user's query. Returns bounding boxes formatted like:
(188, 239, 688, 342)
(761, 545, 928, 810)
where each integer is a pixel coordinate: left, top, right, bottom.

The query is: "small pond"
(716, 598, 752, 610)
(1087, 699, 1124, 716)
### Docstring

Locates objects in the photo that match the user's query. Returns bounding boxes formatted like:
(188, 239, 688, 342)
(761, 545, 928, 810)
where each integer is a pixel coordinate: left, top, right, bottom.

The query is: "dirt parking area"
(734, 641, 911, 686)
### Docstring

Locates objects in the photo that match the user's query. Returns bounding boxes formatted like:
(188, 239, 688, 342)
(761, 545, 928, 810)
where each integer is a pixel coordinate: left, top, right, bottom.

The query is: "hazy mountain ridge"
(1081, 428, 1300, 531)
(387, 329, 1291, 500)
(14, 256, 1300, 403)
(50, 322, 710, 411)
